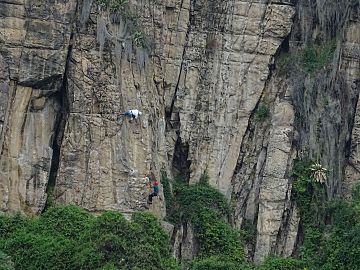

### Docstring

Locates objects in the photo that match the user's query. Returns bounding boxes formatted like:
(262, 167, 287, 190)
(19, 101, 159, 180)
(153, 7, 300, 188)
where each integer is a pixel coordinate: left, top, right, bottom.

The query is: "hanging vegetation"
(96, 0, 149, 67)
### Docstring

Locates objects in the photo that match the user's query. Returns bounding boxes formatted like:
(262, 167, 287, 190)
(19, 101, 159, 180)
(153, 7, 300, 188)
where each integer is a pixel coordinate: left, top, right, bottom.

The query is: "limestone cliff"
(0, 0, 359, 263)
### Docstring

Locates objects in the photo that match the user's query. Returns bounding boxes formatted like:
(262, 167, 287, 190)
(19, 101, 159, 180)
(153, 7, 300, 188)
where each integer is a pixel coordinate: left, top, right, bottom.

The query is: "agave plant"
(310, 162, 327, 184)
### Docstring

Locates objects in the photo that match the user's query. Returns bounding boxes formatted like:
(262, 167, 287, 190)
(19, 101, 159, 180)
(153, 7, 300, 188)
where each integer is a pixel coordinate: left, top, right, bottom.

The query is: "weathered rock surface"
(343, 6, 360, 196)
(232, 0, 360, 262)
(0, 0, 75, 214)
(0, 0, 359, 263)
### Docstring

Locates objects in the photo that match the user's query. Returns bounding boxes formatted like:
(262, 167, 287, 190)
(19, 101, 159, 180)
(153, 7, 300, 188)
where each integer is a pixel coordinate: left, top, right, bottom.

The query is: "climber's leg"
(147, 192, 158, 204)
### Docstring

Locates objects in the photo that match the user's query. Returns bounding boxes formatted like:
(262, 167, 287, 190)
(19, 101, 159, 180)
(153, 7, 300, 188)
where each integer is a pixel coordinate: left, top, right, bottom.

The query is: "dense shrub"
(0, 213, 29, 239)
(4, 173, 360, 270)
(314, 200, 360, 270)
(291, 159, 360, 270)
(257, 257, 305, 270)
(163, 176, 245, 265)
(0, 206, 179, 270)
(35, 204, 94, 239)
(0, 251, 14, 270)
(190, 256, 239, 270)
(174, 182, 230, 223)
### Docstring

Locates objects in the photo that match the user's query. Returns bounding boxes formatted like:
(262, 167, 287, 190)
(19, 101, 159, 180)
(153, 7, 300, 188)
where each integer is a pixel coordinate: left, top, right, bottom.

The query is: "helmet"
(154, 181, 159, 186)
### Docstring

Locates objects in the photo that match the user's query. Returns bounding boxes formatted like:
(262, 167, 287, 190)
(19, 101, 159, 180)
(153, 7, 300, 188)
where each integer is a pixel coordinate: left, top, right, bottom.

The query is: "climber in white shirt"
(123, 109, 142, 123)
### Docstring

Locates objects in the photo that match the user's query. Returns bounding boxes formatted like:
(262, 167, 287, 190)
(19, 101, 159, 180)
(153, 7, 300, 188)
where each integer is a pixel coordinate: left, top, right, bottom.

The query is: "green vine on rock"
(95, 0, 150, 51)
(132, 31, 146, 48)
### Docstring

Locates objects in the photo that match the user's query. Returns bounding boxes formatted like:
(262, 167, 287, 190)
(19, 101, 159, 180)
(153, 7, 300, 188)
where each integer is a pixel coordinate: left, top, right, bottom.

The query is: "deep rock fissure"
(166, 0, 194, 122)
(45, 32, 74, 208)
(172, 134, 191, 182)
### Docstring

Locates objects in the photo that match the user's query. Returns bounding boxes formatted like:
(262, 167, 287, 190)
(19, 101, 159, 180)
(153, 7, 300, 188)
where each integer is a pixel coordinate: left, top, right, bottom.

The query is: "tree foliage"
(0, 206, 179, 270)
(290, 159, 360, 270)
(3, 174, 360, 269)
(163, 175, 245, 266)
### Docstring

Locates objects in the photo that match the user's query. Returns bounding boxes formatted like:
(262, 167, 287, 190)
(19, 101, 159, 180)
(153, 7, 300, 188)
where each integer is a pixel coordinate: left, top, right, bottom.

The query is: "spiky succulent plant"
(310, 162, 327, 183)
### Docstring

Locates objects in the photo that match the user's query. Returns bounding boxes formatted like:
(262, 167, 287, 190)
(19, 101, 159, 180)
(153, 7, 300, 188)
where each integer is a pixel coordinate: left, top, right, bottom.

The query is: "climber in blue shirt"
(147, 180, 159, 204)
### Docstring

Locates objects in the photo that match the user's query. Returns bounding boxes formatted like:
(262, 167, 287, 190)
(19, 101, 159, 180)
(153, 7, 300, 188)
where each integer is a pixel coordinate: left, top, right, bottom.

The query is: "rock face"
(0, 0, 75, 214)
(0, 0, 359, 263)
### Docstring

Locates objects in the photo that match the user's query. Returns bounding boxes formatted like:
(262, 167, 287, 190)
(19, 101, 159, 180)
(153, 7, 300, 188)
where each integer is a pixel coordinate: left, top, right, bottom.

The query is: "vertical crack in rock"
(172, 135, 191, 182)
(0, 0, 79, 213)
(45, 32, 74, 208)
(166, 0, 194, 122)
(168, 0, 195, 178)
(231, 25, 291, 222)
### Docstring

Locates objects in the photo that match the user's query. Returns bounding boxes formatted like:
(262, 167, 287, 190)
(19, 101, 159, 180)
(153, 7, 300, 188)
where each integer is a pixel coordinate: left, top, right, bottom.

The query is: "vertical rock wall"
(51, 0, 295, 218)
(0, 0, 76, 214)
(343, 1, 360, 195)
(0, 0, 359, 263)
(231, 0, 360, 262)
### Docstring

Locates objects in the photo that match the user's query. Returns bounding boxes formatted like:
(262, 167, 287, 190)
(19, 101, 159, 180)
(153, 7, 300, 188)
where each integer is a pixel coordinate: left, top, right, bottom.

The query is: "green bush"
(131, 212, 170, 256)
(72, 243, 104, 270)
(301, 41, 336, 74)
(257, 256, 306, 270)
(166, 168, 360, 270)
(0, 251, 14, 270)
(2, 232, 76, 269)
(0, 205, 179, 270)
(162, 176, 245, 265)
(276, 40, 336, 75)
(291, 159, 360, 269)
(314, 197, 360, 270)
(174, 182, 230, 223)
(291, 159, 327, 227)
(35, 204, 94, 239)
(0, 213, 28, 239)
(291, 159, 327, 265)
(195, 211, 243, 259)
(5, 179, 360, 270)
(88, 210, 133, 238)
(190, 256, 238, 270)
